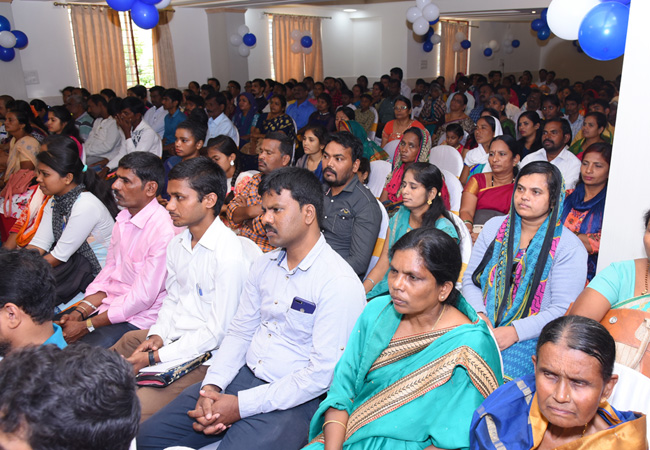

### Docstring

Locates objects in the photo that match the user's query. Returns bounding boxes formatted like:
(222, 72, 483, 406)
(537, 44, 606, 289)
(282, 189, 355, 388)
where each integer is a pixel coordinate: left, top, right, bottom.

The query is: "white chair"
(448, 211, 473, 289)
(237, 236, 263, 262)
(367, 160, 392, 198)
(383, 140, 400, 163)
(233, 127, 240, 147)
(368, 106, 379, 141)
(608, 362, 650, 442)
(365, 200, 389, 279)
(441, 168, 462, 215)
(430, 145, 464, 178)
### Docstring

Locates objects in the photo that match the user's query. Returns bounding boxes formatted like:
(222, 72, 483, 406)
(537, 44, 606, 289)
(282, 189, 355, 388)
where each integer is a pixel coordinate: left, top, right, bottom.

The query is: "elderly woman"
(463, 161, 588, 381)
(432, 92, 475, 145)
(306, 228, 502, 450)
(380, 96, 425, 148)
(471, 315, 647, 449)
(460, 135, 521, 241)
(366, 162, 459, 298)
(460, 116, 503, 185)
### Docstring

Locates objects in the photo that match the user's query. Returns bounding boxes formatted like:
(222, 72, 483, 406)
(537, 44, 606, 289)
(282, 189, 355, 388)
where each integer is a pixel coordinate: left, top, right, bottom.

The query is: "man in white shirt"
(111, 157, 258, 421)
(143, 85, 168, 139)
(85, 94, 122, 166)
(205, 92, 238, 145)
(520, 118, 581, 189)
(106, 97, 162, 170)
(137, 167, 366, 450)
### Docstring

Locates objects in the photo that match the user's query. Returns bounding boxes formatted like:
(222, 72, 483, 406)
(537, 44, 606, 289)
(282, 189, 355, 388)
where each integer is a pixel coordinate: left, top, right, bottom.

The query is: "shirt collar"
(326, 175, 358, 197)
(117, 198, 164, 229)
(179, 216, 225, 253)
(269, 233, 327, 272)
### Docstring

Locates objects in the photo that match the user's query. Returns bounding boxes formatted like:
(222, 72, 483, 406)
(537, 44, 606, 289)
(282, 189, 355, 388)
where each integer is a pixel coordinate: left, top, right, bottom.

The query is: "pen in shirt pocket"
(196, 283, 203, 296)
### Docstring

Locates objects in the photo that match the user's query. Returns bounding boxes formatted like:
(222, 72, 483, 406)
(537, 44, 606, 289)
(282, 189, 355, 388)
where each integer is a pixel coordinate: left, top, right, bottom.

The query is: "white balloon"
(237, 24, 250, 37)
(412, 17, 429, 36)
(290, 29, 301, 40)
(155, 0, 171, 10)
(0, 31, 17, 49)
(504, 46, 514, 54)
(302, 46, 313, 55)
(406, 6, 422, 24)
(291, 42, 301, 54)
(455, 31, 466, 43)
(547, 0, 599, 41)
(415, 0, 432, 10)
(488, 40, 498, 50)
(302, 30, 312, 38)
(229, 34, 243, 46)
(238, 43, 250, 57)
(452, 42, 462, 52)
(431, 34, 442, 45)
(502, 39, 512, 48)
(422, 3, 439, 22)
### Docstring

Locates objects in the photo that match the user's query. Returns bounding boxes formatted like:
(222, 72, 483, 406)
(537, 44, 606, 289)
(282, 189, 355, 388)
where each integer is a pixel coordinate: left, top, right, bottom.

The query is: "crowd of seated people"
(2, 67, 648, 450)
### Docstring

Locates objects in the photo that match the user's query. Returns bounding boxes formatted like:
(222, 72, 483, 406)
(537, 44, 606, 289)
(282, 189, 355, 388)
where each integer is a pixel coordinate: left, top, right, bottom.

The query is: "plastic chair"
(440, 168, 462, 214)
(383, 140, 400, 163)
(368, 106, 379, 141)
(430, 145, 464, 178)
(367, 160, 392, 198)
(608, 362, 650, 442)
(448, 211, 473, 289)
(365, 200, 389, 279)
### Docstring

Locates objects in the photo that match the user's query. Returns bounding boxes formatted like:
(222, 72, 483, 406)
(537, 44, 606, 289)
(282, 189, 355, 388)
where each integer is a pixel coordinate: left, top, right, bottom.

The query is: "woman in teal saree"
(305, 228, 502, 450)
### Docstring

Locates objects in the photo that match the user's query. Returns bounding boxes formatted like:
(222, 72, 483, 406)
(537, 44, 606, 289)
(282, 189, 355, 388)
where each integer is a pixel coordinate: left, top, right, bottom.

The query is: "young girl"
(296, 124, 327, 182)
(27, 136, 117, 305)
(442, 123, 465, 157)
(46, 105, 84, 160)
(204, 135, 243, 206)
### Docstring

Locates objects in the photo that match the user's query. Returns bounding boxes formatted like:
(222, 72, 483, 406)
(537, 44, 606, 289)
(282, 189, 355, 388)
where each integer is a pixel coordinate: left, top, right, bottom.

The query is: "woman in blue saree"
(305, 228, 502, 450)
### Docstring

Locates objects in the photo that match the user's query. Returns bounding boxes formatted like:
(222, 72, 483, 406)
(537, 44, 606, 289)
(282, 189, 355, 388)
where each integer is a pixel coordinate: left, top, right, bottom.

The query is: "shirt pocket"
(284, 308, 316, 345)
(122, 259, 144, 285)
(332, 208, 354, 236)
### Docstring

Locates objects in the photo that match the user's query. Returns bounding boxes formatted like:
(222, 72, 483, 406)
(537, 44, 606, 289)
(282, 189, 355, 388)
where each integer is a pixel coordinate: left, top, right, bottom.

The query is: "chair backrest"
(367, 160, 392, 198)
(430, 144, 464, 178)
(365, 200, 389, 279)
(368, 106, 379, 141)
(609, 362, 650, 442)
(440, 168, 462, 214)
(237, 236, 263, 264)
(233, 127, 240, 147)
(447, 211, 473, 289)
(383, 139, 400, 162)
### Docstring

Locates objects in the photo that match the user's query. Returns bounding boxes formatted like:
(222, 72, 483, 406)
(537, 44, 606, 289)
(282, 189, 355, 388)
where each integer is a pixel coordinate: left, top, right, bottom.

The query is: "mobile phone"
(290, 297, 316, 314)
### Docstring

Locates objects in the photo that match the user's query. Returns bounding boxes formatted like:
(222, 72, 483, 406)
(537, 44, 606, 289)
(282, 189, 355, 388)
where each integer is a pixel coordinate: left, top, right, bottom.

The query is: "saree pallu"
(464, 174, 514, 216)
(471, 374, 647, 450)
(339, 120, 388, 162)
(306, 295, 502, 450)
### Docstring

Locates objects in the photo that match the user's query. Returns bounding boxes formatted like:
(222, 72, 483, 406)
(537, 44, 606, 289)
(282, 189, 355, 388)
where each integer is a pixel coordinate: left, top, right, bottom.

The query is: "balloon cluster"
(229, 25, 256, 57)
(501, 33, 520, 55)
(481, 40, 500, 58)
(0, 15, 28, 63)
(530, 8, 551, 41)
(107, 0, 170, 30)
(450, 31, 469, 53)
(547, 0, 630, 61)
(290, 29, 313, 55)
(406, 0, 440, 36)
(422, 27, 442, 53)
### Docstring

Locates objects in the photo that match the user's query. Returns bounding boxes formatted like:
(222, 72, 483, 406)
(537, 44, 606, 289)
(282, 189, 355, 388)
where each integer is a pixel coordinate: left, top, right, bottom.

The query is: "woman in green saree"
(335, 107, 388, 162)
(305, 228, 502, 450)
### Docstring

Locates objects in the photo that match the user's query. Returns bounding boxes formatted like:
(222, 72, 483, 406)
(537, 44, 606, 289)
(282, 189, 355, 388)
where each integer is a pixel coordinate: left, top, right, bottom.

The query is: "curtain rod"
(53, 1, 174, 11)
(263, 12, 331, 20)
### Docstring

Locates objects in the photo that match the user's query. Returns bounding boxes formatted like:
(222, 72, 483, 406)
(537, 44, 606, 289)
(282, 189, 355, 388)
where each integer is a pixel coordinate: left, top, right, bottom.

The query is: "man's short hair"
(205, 92, 227, 107)
(545, 118, 573, 143)
(0, 249, 55, 324)
(100, 88, 117, 100)
(259, 167, 324, 227)
(168, 156, 227, 215)
(163, 88, 183, 105)
(118, 151, 165, 196)
(61, 86, 75, 95)
(294, 82, 308, 91)
(590, 98, 610, 111)
(360, 93, 373, 102)
(88, 94, 108, 109)
(128, 84, 148, 100)
(390, 67, 404, 80)
(208, 77, 220, 86)
(120, 96, 146, 116)
(150, 85, 166, 96)
(228, 80, 241, 91)
(0, 344, 139, 450)
(186, 94, 205, 109)
(264, 131, 294, 158)
(326, 131, 364, 162)
(252, 78, 265, 88)
(565, 92, 581, 104)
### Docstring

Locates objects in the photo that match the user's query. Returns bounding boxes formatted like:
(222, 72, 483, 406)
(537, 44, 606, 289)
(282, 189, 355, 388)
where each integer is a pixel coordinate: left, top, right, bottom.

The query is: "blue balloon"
(0, 45, 15, 62)
(130, 0, 159, 29)
(300, 36, 313, 48)
(531, 18, 545, 32)
(483, 48, 493, 57)
(541, 8, 548, 22)
(461, 39, 471, 49)
(0, 15, 10, 32)
(511, 39, 520, 48)
(139, 0, 159, 5)
(425, 27, 434, 39)
(423, 40, 434, 53)
(243, 33, 256, 47)
(11, 30, 27, 49)
(579, 2, 629, 61)
(537, 27, 551, 40)
(106, 0, 135, 12)
(602, 0, 630, 3)
(429, 18, 439, 26)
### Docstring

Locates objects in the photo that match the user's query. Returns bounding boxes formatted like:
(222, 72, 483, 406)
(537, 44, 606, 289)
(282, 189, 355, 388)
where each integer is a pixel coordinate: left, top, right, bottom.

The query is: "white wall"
(539, 37, 623, 82)
(168, 7, 211, 89)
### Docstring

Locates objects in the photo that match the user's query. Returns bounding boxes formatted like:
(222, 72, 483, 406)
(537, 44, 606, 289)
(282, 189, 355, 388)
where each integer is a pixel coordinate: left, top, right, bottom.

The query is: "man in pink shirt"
(59, 152, 177, 348)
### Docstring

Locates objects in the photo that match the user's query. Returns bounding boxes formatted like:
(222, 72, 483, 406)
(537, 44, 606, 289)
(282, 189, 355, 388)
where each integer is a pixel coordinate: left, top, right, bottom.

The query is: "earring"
(230, 160, 234, 166)
(427, 199, 432, 205)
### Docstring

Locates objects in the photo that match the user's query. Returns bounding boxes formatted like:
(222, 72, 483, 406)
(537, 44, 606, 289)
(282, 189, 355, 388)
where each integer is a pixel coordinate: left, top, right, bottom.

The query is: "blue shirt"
(286, 100, 316, 130)
(163, 108, 185, 146)
(44, 323, 68, 349)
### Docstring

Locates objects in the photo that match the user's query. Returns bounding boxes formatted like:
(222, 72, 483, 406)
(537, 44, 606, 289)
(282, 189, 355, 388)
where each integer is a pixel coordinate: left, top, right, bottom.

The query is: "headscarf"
(384, 127, 432, 202)
(233, 92, 258, 137)
(464, 116, 503, 177)
(5, 136, 40, 182)
(339, 120, 388, 162)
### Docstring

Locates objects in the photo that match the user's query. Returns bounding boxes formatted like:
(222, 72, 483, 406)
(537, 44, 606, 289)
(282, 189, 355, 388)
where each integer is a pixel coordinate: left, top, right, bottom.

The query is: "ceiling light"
(343, 9, 357, 12)
(531, 10, 536, 13)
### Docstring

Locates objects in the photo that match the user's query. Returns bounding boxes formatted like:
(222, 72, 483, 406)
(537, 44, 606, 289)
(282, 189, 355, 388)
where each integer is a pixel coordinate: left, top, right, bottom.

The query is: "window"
(119, 12, 155, 87)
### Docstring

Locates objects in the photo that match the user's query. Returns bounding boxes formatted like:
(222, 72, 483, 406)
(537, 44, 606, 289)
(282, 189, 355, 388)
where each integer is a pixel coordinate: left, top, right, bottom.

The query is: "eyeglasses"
(394, 105, 409, 111)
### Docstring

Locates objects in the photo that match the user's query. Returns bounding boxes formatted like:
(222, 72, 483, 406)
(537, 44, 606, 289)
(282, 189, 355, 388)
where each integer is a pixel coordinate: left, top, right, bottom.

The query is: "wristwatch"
(86, 318, 95, 333)
(148, 350, 156, 366)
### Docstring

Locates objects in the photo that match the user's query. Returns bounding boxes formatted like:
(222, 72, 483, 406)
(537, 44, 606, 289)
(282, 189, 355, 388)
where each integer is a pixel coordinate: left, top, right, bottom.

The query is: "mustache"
(323, 168, 336, 176)
(264, 225, 277, 234)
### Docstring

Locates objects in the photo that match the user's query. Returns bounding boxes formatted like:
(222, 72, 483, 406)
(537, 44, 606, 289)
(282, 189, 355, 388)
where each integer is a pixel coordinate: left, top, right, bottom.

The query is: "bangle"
(463, 220, 473, 226)
(81, 299, 97, 311)
(74, 307, 87, 321)
(322, 420, 347, 433)
(365, 277, 376, 287)
(148, 350, 156, 366)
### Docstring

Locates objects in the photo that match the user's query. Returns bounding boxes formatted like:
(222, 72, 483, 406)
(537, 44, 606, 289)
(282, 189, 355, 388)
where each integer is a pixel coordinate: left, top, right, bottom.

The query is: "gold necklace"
(432, 304, 447, 331)
(581, 421, 589, 438)
(642, 259, 650, 295)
